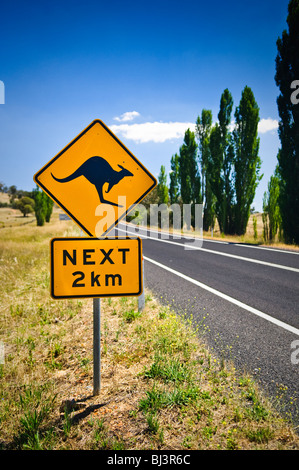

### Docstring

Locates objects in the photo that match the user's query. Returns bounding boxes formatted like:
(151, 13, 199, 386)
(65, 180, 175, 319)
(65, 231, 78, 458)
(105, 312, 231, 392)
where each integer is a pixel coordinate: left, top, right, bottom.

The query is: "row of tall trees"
(157, 85, 262, 236)
(156, 0, 299, 245)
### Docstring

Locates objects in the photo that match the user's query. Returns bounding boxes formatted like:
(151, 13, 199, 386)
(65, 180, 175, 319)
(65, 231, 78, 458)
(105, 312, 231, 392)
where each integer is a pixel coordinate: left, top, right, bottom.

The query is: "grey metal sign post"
(138, 257, 145, 312)
(93, 297, 101, 395)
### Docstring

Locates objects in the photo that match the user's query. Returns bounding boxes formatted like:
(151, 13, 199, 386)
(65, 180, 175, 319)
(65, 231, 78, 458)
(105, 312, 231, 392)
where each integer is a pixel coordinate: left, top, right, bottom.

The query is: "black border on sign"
(33, 120, 157, 237)
(50, 237, 143, 299)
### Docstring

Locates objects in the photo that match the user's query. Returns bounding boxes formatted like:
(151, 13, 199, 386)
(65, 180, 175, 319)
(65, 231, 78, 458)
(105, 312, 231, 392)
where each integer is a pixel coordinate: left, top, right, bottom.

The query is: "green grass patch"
(1, 209, 299, 450)
(143, 353, 193, 383)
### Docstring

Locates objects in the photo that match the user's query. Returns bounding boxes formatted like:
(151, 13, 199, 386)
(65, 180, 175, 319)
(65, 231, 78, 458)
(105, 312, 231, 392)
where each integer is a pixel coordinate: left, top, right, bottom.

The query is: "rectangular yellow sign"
(50, 237, 142, 299)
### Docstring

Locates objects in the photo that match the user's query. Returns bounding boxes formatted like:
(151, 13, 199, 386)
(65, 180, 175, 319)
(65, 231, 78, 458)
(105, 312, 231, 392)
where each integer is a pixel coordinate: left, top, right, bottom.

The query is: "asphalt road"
(116, 223, 299, 422)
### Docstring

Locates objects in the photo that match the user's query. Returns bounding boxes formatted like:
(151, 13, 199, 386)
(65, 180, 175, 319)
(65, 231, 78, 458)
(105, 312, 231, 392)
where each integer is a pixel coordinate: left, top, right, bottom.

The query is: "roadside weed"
(1, 210, 299, 450)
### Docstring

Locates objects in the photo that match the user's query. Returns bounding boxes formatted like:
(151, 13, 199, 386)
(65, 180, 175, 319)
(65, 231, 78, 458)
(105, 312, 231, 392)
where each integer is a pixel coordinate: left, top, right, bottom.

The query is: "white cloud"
(258, 118, 279, 134)
(229, 118, 278, 134)
(110, 117, 278, 144)
(110, 121, 196, 143)
(113, 111, 140, 122)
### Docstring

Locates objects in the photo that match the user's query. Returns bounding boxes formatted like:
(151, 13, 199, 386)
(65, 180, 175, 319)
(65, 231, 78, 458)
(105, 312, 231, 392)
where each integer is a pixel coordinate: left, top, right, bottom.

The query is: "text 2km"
(62, 248, 131, 288)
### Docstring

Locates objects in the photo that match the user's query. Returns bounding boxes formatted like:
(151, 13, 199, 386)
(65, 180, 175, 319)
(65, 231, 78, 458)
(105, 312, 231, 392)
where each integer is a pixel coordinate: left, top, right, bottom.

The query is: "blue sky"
(0, 0, 290, 211)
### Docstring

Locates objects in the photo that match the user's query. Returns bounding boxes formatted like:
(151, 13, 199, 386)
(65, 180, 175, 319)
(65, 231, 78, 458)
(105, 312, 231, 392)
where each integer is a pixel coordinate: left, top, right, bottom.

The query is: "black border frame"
(50, 237, 143, 299)
(34, 119, 157, 237)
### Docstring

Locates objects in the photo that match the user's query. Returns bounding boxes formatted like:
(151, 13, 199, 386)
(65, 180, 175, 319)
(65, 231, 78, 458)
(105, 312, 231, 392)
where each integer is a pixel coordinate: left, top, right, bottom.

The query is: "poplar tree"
(179, 129, 201, 204)
(33, 186, 47, 226)
(275, 0, 299, 244)
(157, 165, 169, 205)
(218, 89, 235, 234)
(233, 86, 262, 236)
(45, 195, 54, 222)
(169, 153, 180, 204)
(209, 123, 225, 232)
(196, 109, 215, 231)
(179, 129, 201, 227)
(208, 89, 235, 234)
(262, 165, 281, 241)
(32, 186, 54, 226)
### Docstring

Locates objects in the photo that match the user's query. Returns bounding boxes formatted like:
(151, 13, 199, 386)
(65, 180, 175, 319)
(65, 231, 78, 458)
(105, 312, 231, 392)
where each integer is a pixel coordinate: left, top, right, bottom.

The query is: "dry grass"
(133, 212, 299, 252)
(0, 208, 299, 450)
(0, 192, 10, 204)
(203, 214, 299, 251)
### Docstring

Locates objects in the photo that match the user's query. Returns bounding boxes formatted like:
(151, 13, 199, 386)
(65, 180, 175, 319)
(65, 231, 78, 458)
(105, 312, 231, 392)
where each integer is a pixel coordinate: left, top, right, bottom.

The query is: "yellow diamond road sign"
(34, 120, 157, 237)
(50, 237, 142, 299)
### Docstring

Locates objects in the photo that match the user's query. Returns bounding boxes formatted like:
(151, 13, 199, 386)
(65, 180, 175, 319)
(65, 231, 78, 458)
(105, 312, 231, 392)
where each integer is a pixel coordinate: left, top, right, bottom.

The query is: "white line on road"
(144, 256, 299, 337)
(121, 223, 229, 244)
(117, 227, 299, 273)
(122, 223, 299, 253)
(235, 243, 299, 255)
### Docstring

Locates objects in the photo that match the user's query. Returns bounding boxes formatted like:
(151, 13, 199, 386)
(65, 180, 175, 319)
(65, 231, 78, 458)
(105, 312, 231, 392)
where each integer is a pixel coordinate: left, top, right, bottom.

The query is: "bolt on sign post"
(34, 119, 156, 396)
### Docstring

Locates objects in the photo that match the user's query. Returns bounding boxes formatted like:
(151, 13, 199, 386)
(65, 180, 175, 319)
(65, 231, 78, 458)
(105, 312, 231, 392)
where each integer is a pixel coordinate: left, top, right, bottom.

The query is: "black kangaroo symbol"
(51, 156, 133, 207)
